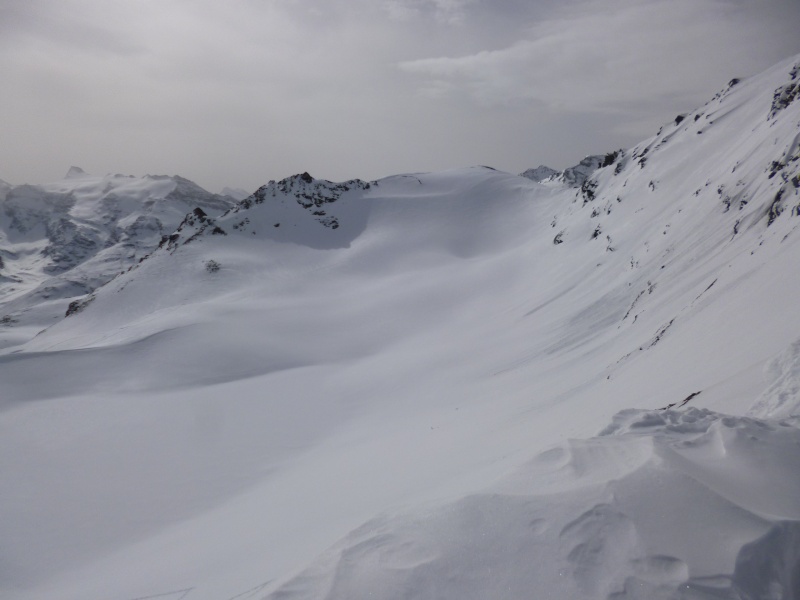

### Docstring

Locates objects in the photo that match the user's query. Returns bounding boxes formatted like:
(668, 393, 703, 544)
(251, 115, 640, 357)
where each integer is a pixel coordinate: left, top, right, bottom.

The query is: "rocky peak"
(232, 173, 372, 216)
(520, 165, 559, 183)
(560, 155, 605, 187)
(64, 166, 88, 179)
(521, 155, 606, 188)
(769, 61, 800, 119)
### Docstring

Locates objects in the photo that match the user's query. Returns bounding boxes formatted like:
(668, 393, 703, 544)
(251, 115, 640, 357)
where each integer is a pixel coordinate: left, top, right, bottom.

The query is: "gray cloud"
(383, 0, 478, 23)
(399, 0, 798, 112)
(0, 1, 143, 55)
(1, 0, 798, 193)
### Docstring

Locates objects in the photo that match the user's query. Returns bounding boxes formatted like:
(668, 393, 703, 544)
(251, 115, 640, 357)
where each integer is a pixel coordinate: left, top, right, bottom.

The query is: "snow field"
(1, 55, 800, 599)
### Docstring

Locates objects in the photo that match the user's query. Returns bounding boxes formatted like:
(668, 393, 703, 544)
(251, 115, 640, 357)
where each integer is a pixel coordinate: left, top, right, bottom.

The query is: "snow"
(1, 55, 800, 600)
(269, 408, 800, 599)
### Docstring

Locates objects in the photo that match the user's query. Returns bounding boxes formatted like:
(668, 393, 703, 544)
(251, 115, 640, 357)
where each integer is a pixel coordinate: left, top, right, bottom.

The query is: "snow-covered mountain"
(521, 154, 609, 186)
(520, 163, 560, 182)
(1, 55, 800, 600)
(0, 170, 237, 348)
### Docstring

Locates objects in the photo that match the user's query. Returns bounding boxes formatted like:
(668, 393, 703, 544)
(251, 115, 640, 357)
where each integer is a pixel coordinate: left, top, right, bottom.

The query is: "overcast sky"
(2, 0, 799, 193)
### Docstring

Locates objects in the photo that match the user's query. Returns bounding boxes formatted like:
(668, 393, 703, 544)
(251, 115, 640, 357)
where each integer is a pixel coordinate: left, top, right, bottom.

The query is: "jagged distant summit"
(154, 172, 375, 254)
(520, 164, 558, 182)
(521, 154, 607, 187)
(64, 166, 88, 179)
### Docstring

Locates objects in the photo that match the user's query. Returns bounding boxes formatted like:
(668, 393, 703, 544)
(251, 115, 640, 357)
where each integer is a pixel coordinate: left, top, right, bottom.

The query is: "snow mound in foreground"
(271, 408, 800, 600)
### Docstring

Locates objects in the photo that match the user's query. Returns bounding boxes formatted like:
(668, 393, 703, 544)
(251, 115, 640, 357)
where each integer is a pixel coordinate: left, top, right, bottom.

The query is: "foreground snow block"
(266, 409, 800, 600)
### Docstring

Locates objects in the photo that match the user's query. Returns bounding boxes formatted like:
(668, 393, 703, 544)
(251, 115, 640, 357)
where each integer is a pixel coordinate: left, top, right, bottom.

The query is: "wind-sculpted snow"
(2, 56, 800, 600)
(266, 409, 800, 600)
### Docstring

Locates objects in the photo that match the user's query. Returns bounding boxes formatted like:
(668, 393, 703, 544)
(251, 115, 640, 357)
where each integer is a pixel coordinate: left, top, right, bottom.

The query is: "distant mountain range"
(0, 171, 237, 348)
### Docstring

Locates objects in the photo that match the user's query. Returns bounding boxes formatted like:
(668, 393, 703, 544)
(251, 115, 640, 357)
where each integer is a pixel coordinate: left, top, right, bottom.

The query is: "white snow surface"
(2, 55, 800, 600)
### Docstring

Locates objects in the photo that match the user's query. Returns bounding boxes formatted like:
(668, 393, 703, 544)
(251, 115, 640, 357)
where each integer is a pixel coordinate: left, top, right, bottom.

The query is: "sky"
(1, 0, 800, 194)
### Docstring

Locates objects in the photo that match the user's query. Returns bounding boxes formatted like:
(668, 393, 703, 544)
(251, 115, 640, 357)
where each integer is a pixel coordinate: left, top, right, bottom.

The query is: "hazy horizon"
(2, 0, 800, 194)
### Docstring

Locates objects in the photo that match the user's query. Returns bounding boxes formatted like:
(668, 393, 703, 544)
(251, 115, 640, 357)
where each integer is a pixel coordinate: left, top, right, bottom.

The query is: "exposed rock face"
(769, 62, 800, 119)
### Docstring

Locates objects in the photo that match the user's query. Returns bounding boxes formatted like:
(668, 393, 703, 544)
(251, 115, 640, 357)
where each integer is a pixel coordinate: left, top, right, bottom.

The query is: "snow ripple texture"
(268, 409, 800, 600)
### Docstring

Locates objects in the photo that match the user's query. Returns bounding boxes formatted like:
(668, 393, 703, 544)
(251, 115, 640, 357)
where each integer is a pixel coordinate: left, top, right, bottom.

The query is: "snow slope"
(1, 55, 800, 600)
